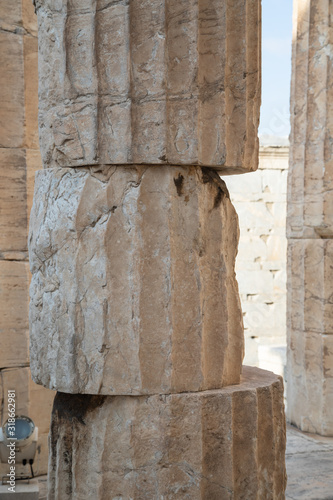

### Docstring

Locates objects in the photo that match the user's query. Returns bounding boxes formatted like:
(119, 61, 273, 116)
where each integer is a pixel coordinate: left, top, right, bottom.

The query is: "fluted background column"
(287, 0, 333, 436)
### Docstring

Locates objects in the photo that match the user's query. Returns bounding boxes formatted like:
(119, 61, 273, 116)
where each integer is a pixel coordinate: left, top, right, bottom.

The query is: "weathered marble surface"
(287, 0, 333, 436)
(0, 260, 30, 368)
(288, 239, 333, 337)
(34, 0, 261, 173)
(288, 329, 333, 437)
(287, 238, 333, 435)
(288, 0, 333, 239)
(29, 165, 244, 395)
(47, 366, 286, 500)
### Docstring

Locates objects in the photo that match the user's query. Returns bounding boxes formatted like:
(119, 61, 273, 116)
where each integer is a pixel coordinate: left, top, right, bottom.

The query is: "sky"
(259, 0, 293, 138)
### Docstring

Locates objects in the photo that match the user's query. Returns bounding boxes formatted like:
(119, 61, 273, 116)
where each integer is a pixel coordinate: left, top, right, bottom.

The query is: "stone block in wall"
(236, 236, 268, 265)
(0, 1, 22, 30)
(29, 165, 244, 395)
(26, 148, 42, 220)
(35, 0, 261, 172)
(0, 0, 38, 149)
(0, 148, 28, 253)
(237, 269, 274, 299)
(288, 187, 333, 239)
(259, 146, 289, 170)
(266, 234, 287, 262)
(235, 201, 274, 234)
(47, 366, 286, 500)
(0, 146, 42, 256)
(287, 330, 333, 435)
(243, 299, 286, 338)
(0, 367, 54, 476)
(0, 30, 24, 148)
(288, 239, 333, 335)
(23, 34, 39, 149)
(0, 261, 29, 368)
(262, 169, 287, 197)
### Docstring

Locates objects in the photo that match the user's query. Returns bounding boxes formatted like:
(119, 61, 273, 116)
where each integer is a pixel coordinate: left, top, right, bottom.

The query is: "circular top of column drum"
(35, 0, 261, 173)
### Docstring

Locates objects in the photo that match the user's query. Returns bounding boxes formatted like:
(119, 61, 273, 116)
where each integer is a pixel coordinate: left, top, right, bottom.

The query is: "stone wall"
(0, 0, 54, 476)
(227, 142, 289, 377)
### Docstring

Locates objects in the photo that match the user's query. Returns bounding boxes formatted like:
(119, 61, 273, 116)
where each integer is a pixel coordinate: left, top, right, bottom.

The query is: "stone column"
(0, 0, 54, 476)
(287, 0, 333, 435)
(30, 0, 287, 497)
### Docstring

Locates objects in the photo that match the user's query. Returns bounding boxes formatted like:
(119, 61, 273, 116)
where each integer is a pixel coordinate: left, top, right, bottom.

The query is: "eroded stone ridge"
(35, 0, 261, 173)
(47, 367, 286, 500)
(29, 165, 244, 395)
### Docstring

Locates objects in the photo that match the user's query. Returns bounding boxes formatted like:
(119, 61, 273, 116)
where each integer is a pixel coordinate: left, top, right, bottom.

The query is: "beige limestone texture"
(0, 261, 30, 368)
(287, 330, 333, 436)
(0, 367, 55, 476)
(47, 366, 286, 500)
(34, 0, 261, 173)
(0, 0, 38, 149)
(287, 0, 333, 436)
(288, 239, 333, 336)
(288, 0, 333, 239)
(29, 165, 243, 395)
(287, 238, 333, 435)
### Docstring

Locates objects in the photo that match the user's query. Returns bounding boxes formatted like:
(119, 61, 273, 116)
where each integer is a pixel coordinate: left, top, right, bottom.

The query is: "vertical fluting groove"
(164, 0, 169, 163)
(256, 385, 274, 498)
(232, 389, 259, 499)
(197, 0, 201, 166)
(245, 0, 261, 171)
(222, 196, 244, 386)
(169, 169, 203, 392)
(197, 0, 227, 167)
(304, 0, 326, 227)
(225, 0, 246, 169)
(288, 0, 310, 233)
(94, 1, 100, 163)
(128, 0, 134, 163)
(324, 0, 333, 223)
(272, 380, 287, 498)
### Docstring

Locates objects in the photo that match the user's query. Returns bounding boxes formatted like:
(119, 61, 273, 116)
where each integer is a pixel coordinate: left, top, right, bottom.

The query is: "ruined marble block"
(35, 0, 261, 173)
(288, 239, 333, 335)
(0, 260, 30, 368)
(29, 165, 244, 395)
(47, 367, 286, 500)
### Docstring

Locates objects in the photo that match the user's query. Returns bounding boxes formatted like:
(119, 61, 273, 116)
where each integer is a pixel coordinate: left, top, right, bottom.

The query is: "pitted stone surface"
(47, 366, 287, 500)
(35, 0, 261, 173)
(29, 165, 244, 395)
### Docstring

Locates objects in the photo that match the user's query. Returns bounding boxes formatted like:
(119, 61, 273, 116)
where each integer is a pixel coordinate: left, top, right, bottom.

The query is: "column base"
(48, 367, 286, 499)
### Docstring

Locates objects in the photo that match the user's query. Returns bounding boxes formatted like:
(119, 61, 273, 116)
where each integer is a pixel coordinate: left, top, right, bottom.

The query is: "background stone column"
(30, 0, 287, 497)
(287, 0, 333, 435)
